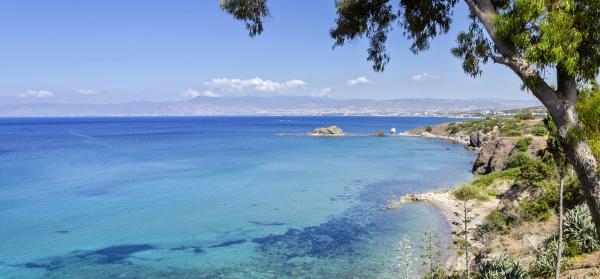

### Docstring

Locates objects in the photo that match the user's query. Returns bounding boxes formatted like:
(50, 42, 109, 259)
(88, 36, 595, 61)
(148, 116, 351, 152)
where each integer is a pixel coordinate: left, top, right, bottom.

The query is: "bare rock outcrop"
(473, 136, 547, 174)
(469, 131, 485, 148)
(406, 119, 548, 175)
(473, 138, 519, 174)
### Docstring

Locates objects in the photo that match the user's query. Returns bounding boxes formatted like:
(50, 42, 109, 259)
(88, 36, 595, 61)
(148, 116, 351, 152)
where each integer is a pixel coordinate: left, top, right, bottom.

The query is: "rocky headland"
(404, 118, 548, 174)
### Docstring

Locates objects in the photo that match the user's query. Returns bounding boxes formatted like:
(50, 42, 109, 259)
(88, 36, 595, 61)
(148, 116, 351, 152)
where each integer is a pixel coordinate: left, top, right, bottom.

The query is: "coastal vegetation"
(446, 117, 547, 138)
(396, 105, 600, 278)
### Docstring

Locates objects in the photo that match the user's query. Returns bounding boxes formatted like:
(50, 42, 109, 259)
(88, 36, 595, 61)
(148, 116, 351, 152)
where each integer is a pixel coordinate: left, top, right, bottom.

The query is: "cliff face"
(472, 136, 547, 174)
(406, 119, 548, 175)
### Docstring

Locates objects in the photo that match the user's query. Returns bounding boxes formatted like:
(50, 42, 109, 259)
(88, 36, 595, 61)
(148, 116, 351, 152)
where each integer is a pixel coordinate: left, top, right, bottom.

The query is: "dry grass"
(561, 250, 600, 278)
(488, 215, 558, 268)
(486, 213, 600, 278)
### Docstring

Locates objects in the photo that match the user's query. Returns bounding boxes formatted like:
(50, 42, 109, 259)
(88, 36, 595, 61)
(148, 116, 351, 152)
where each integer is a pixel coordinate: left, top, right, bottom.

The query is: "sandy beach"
(387, 190, 500, 270)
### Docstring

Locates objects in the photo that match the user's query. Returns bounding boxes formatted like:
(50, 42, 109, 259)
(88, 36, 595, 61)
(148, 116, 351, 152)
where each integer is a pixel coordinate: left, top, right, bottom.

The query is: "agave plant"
(563, 204, 599, 253)
(532, 239, 561, 278)
(478, 255, 529, 279)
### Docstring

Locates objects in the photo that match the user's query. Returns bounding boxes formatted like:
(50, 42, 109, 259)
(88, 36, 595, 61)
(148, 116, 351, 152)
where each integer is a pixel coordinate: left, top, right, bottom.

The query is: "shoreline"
(394, 126, 485, 270)
(388, 190, 499, 270)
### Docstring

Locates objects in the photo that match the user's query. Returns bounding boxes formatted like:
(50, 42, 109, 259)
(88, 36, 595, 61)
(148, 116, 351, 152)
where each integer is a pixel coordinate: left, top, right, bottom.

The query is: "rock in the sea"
(309, 126, 344, 136)
(375, 130, 385, 137)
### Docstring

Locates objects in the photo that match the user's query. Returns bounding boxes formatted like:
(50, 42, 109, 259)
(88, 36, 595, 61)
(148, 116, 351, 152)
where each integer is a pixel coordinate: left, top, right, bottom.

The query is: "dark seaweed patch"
(249, 180, 421, 260)
(208, 239, 246, 248)
(249, 221, 286, 226)
(252, 215, 372, 259)
(78, 244, 155, 264)
(23, 259, 62, 271)
(54, 230, 70, 234)
(170, 245, 204, 254)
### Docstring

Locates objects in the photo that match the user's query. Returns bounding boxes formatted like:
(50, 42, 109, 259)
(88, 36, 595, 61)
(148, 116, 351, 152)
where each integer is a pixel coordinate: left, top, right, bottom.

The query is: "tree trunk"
(543, 82, 600, 241)
(555, 175, 564, 279)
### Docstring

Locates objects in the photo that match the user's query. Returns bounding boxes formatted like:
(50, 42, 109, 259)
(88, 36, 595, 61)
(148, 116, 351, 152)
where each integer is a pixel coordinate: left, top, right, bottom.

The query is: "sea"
(0, 116, 474, 278)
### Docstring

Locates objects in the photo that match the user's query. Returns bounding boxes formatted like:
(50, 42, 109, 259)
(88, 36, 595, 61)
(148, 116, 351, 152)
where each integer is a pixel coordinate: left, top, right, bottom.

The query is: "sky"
(0, 0, 539, 104)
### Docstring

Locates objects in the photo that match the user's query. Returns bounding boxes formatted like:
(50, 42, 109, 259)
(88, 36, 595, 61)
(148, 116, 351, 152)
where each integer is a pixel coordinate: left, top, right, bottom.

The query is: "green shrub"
(425, 126, 433, 132)
(472, 168, 521, 187)
(563, 204, 599, 253)
(563, 240, 583, 257)
(478, 255, 529, 279)
(503, 130, 522, 137)
(507, 152, 533, 169)
(452, 184, 490, 201)
(515, 109, 534, 120)
(518, 199, 551, 222)
(540, 177, 584, 211)
(477, 210, 509, 236)
(515, 137, 532, 152)
(532, 126, 548, 136)
(517, 159, 552, 187)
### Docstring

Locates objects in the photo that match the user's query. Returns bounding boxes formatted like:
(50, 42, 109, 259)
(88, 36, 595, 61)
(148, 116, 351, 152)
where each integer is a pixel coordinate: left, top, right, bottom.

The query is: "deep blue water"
(0, 116, 474, 278)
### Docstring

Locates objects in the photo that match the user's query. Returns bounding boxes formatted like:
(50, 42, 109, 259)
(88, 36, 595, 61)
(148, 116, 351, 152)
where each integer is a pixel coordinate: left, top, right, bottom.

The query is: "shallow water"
(0, 116, 473, 278)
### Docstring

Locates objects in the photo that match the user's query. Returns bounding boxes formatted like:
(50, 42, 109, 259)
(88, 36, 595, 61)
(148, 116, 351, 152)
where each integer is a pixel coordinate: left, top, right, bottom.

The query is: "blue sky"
(0, 0, 537, 104)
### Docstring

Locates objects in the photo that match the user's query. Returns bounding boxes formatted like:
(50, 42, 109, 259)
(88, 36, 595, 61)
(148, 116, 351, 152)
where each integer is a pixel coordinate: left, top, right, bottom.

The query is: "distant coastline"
(0, 96, 541, 118)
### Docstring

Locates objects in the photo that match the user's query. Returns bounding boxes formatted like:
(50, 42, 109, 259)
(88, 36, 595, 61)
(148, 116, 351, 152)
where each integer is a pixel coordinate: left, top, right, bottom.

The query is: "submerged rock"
(308, 126, 344, 136)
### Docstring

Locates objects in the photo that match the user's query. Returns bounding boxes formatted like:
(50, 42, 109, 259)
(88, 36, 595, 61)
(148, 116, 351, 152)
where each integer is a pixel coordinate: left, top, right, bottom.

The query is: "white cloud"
(18, 90, 54, 98)
(182, 88, 220, 98)
(311, 88, 331, 97)
(410, 73, 440, 82)
(204, 77, 306, 95)
(77, 89, 99, 95)
(202, 90, 220, 98)
(346, 76, 370, 86)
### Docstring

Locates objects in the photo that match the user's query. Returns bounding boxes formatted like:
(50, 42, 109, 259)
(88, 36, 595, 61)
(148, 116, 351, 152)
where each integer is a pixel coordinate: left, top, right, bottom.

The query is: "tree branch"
(491, 55, 511, 66)
(464, 0, 517, 58)
(464, 0, 559, 110)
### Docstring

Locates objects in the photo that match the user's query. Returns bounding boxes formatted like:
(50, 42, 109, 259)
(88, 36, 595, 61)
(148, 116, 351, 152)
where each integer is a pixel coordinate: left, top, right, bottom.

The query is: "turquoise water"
(0, 117, 473, 278)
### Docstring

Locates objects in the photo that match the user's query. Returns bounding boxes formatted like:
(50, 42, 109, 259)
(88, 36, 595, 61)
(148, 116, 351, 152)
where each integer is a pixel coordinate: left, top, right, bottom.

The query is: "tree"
(544, 115, 570, 279)
(220, 0, 600, 240)
(418, 227, 445, 279)
(452, 200, 478, 279)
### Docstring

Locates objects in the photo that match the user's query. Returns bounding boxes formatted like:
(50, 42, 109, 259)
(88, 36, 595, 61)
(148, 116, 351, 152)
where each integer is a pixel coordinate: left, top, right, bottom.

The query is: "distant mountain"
(0, 96, 541, 117)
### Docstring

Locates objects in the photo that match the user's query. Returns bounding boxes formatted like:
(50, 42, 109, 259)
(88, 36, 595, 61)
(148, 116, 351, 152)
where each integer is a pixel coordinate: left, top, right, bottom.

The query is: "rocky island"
(308, 126, 344, 136)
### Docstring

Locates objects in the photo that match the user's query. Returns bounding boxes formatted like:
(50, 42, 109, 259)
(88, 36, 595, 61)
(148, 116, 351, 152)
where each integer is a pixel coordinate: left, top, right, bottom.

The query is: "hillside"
(406, 117, 549, 174)
(402, 114, 600, 278)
